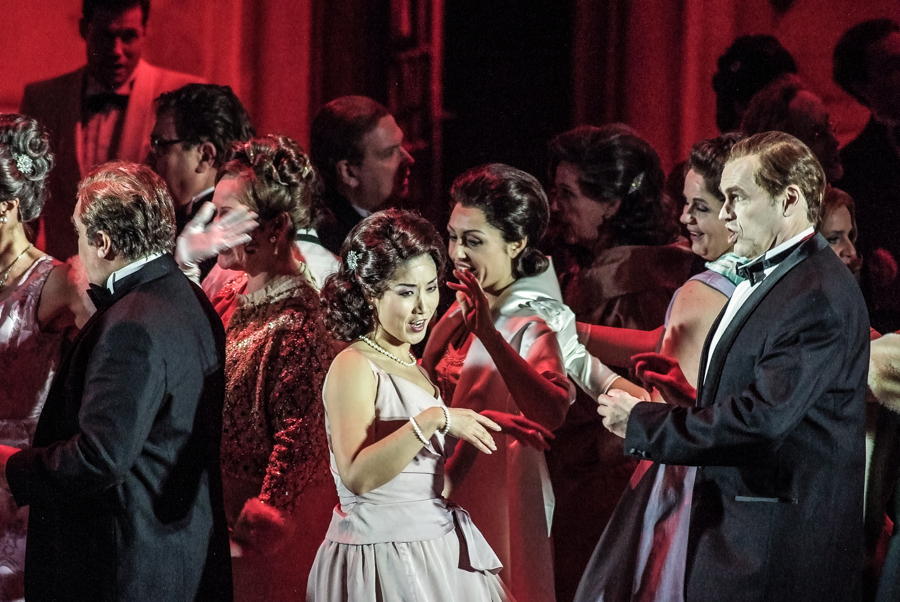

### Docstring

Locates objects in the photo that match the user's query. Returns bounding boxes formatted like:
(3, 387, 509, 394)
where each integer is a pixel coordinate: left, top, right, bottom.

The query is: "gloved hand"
(479, 410, 555, 451)
(231, 497, 292, 556)
(632, 352, 696, 408)
(175, 202, 257, 281)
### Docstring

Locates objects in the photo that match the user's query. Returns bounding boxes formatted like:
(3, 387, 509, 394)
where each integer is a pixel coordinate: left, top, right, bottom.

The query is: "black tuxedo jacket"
(625, 234, 869, 602)
(7, 255, 233, 602)
(312, 190, 364, 255)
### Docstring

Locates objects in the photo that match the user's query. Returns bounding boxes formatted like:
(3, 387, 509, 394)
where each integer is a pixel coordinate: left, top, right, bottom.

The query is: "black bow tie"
(84, 92, 129, 115)
(87, 283, 113, 309)
(736, 235, 811, 286)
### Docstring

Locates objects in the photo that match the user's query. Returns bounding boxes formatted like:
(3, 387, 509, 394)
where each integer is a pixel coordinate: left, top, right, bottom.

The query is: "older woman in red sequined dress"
(208, 135, 336, 602)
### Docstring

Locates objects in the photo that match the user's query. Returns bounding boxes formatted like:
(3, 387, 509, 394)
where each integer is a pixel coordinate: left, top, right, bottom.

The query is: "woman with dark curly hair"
(309, 208, 523, 601)
(0, 114, 91, 601)
(207, 134, 336, 601)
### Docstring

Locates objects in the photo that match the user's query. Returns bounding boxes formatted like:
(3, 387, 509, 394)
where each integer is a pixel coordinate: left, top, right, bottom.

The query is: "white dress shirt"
(704, 227, 815, 382)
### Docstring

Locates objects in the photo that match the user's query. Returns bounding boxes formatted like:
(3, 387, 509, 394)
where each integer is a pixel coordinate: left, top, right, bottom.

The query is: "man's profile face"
(719, 155, 784, 260)
(352, 115, 414, 211)
(862, 32, 900, 124)
(150, 110, 199, 208)
(81, 6, 146, 90)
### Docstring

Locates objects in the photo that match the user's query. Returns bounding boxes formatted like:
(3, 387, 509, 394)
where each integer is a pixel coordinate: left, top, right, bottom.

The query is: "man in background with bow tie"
(19, 0, 203, 260)
(585, 132, 869, 602)
(0, 162, 232, 602)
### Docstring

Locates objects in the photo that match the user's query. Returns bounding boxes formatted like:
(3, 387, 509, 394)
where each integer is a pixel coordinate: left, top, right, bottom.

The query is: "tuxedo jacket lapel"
(698, 234, 828, 408)
(119, 60, 156, 163)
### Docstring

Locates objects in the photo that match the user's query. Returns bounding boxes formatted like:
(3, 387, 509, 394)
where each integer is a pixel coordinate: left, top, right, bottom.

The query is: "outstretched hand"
(176, 202, 258, 267)
(479, 410, 555, 451)
(447, 269, 499, 342)
(446, 407, 501, 454)
(632, 352, 696, 408)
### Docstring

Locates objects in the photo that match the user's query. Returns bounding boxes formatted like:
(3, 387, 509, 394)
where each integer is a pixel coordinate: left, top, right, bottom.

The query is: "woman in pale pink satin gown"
(0, 114, 91, 601)
(309, 209, 549, 601)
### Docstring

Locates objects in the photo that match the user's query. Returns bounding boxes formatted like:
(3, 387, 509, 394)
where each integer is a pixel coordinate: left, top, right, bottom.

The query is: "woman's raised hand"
(448, 269, 499, 341)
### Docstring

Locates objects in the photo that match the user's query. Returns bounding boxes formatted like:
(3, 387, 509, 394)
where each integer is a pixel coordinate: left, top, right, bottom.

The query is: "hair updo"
(0, 114, 54, 222)
(548, 126, 677, 247)
(217, 134, 316, 236)
(685, 132, 745, 203)
(321, 208, 447, 342)
(450, 163, 550, 278)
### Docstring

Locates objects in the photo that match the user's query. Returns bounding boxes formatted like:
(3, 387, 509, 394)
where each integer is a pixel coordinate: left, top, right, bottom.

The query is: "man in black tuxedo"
(309, 95, 414, 254)
(0, 162, 233, 601)
(594, 132, 869, 602)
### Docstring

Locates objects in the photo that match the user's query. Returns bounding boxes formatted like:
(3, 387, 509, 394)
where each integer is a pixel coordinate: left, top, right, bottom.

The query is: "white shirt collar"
(105, 252, 165, 293)
(763, 226, 815, 263)
(191, 187, 215, 206)
(352, 205, 372, 218)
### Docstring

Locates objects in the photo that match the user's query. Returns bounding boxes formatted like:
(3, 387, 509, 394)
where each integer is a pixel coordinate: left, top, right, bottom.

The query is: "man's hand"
(0, 445, 19, 491)
(597, 388, 643, 438)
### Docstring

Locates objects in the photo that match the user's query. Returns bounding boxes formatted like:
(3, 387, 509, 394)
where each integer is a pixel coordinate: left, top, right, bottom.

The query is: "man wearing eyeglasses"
(19, 0, 204, 260)
(150, 84, 254, 235)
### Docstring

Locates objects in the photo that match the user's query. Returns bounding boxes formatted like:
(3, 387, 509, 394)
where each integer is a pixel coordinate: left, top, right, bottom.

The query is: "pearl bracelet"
(409, 416, 429, 445)
(439, 406, 451, 435)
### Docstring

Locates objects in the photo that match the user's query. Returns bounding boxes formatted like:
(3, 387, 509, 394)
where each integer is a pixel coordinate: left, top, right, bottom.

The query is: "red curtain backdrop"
(3, 0, 316, 148)
(574, 0, 900, 173)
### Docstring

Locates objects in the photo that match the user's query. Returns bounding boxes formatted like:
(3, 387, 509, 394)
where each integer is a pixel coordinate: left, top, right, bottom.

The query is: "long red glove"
(478, 410, 555, 452)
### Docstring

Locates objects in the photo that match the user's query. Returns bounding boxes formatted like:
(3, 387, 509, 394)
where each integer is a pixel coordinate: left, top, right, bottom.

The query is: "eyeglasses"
(150, 135, 185, 154)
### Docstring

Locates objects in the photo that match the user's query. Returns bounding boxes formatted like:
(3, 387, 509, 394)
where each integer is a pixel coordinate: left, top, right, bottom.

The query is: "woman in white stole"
(423, 164, 646, 602)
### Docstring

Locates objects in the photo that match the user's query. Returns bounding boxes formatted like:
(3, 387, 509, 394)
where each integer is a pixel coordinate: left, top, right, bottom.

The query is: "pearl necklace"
(359, 334, 417, 367)
(0, 244, 32, 289)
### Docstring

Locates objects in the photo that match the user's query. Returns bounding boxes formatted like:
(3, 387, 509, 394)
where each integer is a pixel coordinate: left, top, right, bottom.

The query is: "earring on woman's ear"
(0, 215, 6, 224)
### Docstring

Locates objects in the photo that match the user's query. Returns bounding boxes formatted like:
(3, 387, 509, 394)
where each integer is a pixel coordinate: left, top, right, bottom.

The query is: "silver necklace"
(359, 334, 417, 367)
(0, 244, 32, 288)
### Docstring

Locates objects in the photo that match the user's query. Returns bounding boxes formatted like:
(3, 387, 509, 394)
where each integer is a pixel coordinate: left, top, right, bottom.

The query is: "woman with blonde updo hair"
(208, 134, 336, 601)
(0, 114, 91, 601)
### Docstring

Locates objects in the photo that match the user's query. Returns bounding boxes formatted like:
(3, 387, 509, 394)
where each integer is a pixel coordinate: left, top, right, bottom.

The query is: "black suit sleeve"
(8, 318, 167, 505)
(624, 287, 850, 467)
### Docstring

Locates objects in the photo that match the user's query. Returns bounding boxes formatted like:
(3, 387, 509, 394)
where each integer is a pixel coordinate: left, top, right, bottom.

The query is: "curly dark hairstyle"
(321, 209, 447, 342)
(217, 134, 316, 236)
(685, 132, 745, 203)
(310, 96, 390, 193)
(155, 84, 254, 165)
(82, 0, 149, 24)
(450, 163, 550, 278)
(712, 35, 797, 132)
(833, 18, 900, 105)
(0, 114, 54, 223)
(77, 161, 175, 259)
(548, 126, 677, 247)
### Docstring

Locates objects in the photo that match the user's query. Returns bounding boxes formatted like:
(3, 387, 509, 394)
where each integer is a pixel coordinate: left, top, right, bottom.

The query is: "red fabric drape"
(574, 0, 899, 173)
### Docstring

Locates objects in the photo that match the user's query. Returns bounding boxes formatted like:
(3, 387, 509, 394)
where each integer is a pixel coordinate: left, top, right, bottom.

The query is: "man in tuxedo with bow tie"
(0, 162, 232, 602)
(19, 0, 203, 260)
(591, 132, 869, 602)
